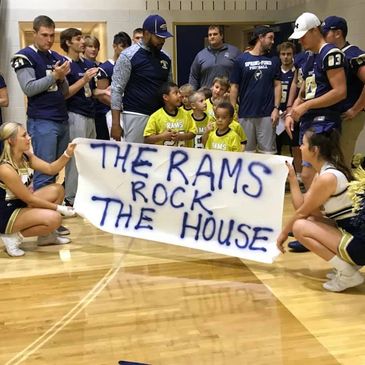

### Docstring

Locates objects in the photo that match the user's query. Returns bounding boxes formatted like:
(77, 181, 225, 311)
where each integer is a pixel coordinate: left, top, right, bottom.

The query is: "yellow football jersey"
(144, 107, 197, 147)
(205, 129, 241, 152)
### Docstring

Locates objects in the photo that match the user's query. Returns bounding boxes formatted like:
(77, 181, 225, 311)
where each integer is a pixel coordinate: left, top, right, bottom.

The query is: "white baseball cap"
(289, 12, 321, 39)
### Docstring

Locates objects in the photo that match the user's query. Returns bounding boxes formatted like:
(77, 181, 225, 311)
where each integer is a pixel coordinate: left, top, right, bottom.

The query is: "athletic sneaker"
(326, 265, 362, 280)
(1, 233, 25, 257)
(323, 271, 364, 292)
(37, 232, 71, 246)
(55, 225, 70, 236)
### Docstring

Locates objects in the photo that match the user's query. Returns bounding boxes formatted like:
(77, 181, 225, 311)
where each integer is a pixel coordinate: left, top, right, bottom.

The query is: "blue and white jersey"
(94, 59, 115, 116)
(11, 46, 68, 122)
(301, 43, 345, 121)
(98, 59, 114, 83)
(230, 52, 281, 118)
(0, 73, 6, 125)
(111, 42, 172, 116)
(279, 66, 296, 111)
(294, 51, 311, 89)
(66, 57, 96, 118)
(341, 43, 365, 112)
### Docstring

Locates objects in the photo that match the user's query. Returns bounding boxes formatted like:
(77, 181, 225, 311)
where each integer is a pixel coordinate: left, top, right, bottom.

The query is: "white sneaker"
(1, 233, 25, 257)
(326, 265, 362, 280)
(37, 232, 71, 246)
(323, 271, 364, 292)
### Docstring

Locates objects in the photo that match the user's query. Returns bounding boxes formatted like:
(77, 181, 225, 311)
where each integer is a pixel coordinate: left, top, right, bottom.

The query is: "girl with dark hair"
(277, 128, 364, 292)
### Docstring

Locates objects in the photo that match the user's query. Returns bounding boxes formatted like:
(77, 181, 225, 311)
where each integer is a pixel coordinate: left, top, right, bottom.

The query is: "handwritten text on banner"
(74, 139, 289, 263)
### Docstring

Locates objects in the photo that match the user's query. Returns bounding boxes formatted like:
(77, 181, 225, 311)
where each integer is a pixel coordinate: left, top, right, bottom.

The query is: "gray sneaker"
(37, 232, 71, 246)
(55, 225, 70, 236)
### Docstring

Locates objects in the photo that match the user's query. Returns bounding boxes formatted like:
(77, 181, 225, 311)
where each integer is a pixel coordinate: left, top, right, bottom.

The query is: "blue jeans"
(27, 118, 69, 190)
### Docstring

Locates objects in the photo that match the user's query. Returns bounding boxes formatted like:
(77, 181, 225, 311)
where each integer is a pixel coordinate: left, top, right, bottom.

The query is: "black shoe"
(288, 240, 309, 252)
(64, 198, 73, 207)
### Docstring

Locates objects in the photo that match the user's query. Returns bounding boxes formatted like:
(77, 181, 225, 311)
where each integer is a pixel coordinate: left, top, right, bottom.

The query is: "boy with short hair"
(204, 101, 245, 152)
(144, 82, 197, 147)
(188, 91, 213, 148)
(211, 97, 246, 147)
(206, 76, 230, 118)
(179, 83, 194, 112)
(60, 27, 99, 206)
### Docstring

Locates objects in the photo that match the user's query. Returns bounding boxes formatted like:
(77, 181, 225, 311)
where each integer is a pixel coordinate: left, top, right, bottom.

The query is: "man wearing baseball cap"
(284, 12, 347, 253)
(322, 16, 365, 168)
(230, 25, 281, 154)
(285, 12, 346, 182)
(111, 14, 173, 142)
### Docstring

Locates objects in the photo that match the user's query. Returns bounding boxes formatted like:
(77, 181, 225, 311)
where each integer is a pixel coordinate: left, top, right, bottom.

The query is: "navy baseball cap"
(142, 15, 173, 38)
(248, 25, 274, 46)
(321, 16, 348, 37)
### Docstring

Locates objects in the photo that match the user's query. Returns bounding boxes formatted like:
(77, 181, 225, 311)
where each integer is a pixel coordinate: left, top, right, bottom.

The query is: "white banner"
(74, 138, 290, 264)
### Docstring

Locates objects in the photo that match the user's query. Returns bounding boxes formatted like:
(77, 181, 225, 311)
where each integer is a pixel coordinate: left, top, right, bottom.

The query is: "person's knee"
(292, 219, 308, 239)
(44, 211, 62, 231)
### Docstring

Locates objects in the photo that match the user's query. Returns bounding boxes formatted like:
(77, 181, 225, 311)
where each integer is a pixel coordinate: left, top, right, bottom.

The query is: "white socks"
(328, 255, 357, 276)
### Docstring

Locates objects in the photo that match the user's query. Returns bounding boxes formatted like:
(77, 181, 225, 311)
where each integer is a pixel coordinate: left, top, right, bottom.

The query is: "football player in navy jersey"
(111, 15, 173, 143)
(95, 31, 131, 139)
(286, 12, 346, 189)
(11, 15, 70, 191)
(83, 36, 101, 65)
(230, 25, 281, 154)
(60, 28, 99, 206)
(285, 13, 347, 253)
(322, 16, 365, 167)
(276, 42, 302, 177)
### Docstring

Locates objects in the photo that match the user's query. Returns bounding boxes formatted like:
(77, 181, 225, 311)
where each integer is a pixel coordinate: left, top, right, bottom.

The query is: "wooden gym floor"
(0, 195, 364, 365)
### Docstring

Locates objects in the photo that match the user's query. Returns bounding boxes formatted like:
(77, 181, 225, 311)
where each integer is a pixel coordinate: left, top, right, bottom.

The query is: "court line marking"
(5, 243, 130, 365)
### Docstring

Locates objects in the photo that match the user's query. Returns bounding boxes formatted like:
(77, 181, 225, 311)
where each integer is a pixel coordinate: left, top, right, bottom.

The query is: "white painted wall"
(0, 0, 297, 123)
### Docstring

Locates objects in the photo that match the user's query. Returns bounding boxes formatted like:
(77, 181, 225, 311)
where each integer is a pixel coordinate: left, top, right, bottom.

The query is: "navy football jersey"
(66, 57, 96, 118)
(341, 43, 365, 112)
(11, 46, 68, 122)
(230, 52, 281, 118)
(98, 59, 114, 83)
(301, 43, 345, 120)
(118, 44, 172, 115)
(279, 66, 296, 111)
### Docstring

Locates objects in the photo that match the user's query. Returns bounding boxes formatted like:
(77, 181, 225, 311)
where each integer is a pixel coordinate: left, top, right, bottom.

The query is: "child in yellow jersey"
(188, 91, 213, 148)
(144, 82, 197, 147)
(179, 83, 194, 113)
(206, 76, 230, 119)
(204, 102, 244, 152)
(209, 97, 246, 148)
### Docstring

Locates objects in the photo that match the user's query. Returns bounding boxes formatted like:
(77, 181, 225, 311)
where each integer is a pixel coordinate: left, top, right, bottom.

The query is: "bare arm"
(94, 78, 111, 106)
(271, 79, 281, 125)
(277, 173, 337, 252)
(26, 143, 76, 176)
(286, 69, 298, 112)
(0, 86, 8, 107)
(230, 83, 239, 107)
(144, 130, 174, 144)
(66, 67, 98, 100)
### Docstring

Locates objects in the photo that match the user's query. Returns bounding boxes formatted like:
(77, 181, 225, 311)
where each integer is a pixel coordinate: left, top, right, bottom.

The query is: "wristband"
(274, 105, 279, 109)
(63, 151, 71, 158)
